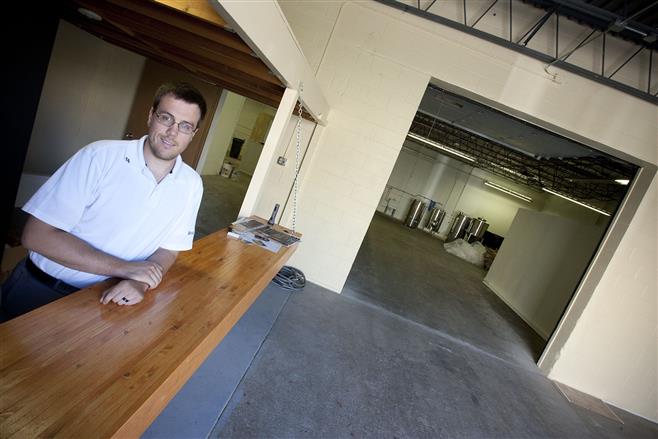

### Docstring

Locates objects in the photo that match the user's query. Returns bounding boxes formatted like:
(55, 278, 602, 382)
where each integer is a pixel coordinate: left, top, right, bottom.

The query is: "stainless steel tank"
(423, 207, 446, 233)
(404, 199, 426, 228)
(466, 218, 489, 242)
(446, 212, 472, 242)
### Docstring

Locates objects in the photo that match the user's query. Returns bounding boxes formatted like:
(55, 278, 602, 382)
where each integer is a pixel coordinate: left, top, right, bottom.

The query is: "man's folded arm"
(21, 215, 164, 289)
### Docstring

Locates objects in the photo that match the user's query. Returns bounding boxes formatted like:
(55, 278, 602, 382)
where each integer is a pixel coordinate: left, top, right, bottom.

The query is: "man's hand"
(100, 279, 149, 306)
(116, 261, 164, 289)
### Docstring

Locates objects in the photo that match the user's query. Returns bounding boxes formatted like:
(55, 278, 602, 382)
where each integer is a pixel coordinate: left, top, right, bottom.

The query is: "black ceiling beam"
(408, 111, 636, 202)
(377, 0, 657, 105)
(518, 8, 555, 45)
(522, 0, 658, 49)
(472, 0, 499, 28)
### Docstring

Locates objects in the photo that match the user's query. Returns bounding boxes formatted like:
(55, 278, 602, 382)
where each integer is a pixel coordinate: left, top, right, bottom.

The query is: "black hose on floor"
(272, 266, 306, 291)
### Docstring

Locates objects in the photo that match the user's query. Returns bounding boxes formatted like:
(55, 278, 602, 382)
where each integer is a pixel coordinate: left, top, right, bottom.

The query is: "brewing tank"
(466, 218, 489, 242)
(446, 212, 472, 242)
(423, 207, 446, 233)
(404, 199, 426, 228)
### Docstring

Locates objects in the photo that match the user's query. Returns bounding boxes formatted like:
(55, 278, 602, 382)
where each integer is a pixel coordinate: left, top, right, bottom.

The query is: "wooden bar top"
(0, 228, 298, 438)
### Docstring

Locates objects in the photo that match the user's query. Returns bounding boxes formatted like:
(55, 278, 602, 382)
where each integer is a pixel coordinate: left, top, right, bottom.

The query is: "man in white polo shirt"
(1, 82, 206, 320)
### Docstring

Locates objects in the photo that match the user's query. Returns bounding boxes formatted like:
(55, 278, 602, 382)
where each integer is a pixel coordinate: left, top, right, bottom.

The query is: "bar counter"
(0, 227, 297, 438)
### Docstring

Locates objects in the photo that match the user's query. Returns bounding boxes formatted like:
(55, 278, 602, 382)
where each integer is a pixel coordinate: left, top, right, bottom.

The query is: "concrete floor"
(343, 214, 546, 369)
(151, 179, 658, 438)
(211, 284, 657, 438)
(195, 173, 252, 239)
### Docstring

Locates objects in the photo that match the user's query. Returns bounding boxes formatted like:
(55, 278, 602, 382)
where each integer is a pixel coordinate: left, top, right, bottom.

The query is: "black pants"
(1, 258, 79, 321)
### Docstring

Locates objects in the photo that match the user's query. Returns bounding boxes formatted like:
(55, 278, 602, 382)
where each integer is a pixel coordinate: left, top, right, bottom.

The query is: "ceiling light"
(486, 161, 528, 179)
(542, 188, 611, 216)
(484, 181, 532, 202)
(615, 179, 630, 185)
(77, 7, 102, 21)
(407, 133, 475, 162)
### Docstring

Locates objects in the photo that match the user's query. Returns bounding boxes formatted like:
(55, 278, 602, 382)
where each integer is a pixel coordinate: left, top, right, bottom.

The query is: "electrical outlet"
(277, 156, 287, 166)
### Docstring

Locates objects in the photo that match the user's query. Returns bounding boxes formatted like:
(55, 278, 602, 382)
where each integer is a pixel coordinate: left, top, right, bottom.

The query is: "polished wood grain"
(153, 0, 228, 28)
(0, 229, 297, 438)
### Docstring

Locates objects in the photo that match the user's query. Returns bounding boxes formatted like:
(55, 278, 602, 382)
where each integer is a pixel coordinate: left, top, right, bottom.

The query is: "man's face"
(146, 94, 202, 162)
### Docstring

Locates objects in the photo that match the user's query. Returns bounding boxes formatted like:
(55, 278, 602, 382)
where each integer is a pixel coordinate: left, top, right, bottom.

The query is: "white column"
(238, 87, 299, 218)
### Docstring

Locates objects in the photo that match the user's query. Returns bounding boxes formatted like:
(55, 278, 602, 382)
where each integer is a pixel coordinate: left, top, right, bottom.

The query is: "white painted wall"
(278, 0, 657, 420)
(239, 88, 301, 219)
(278, 0, 343, 74)
(198, 91, 246, 176)
(542, 194, 607, 226)
(254, 116, 317, 223)
(233, 99, 277, 176)
(376, 144, 608, 237)
(199, 95, 276, 176)
(378, 146, 540, 236)
(548, 179, 658, 421)
(24, 20, 145, 175)
(233, 99, 277, 141)
(214, 0, 329, 123)
(484, 209, 604, 339)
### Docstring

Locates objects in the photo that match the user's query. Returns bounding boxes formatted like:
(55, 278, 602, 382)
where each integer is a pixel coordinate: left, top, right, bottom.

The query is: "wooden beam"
(66, 0, 285, 107)
(66, 16, 282, 106)
(152, 0, 228, 28)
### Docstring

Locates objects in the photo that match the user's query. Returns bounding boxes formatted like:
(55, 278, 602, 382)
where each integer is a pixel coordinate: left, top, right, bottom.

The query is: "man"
(1, 82, 207, 319)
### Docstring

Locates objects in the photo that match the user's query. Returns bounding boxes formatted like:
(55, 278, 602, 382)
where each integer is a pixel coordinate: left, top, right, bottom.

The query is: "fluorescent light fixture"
(542, 188, 611, 216)
(484, 181, 532, 202)
(407, 133, 476, 162)
(615, 179, 630, 185)
(487, 161, 529, 179)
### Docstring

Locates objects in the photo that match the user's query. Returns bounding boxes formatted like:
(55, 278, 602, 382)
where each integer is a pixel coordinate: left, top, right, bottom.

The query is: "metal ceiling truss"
(408, 111, 637, 204)
(377, 0, 658, 104)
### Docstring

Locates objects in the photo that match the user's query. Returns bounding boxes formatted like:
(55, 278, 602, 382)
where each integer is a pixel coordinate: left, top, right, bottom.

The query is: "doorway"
(343, 83, 638, 367)
(1, 18, 280, 279)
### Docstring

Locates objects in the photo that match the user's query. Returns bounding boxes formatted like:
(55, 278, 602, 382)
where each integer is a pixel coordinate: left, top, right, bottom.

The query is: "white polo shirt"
(23, 136, 203, 288)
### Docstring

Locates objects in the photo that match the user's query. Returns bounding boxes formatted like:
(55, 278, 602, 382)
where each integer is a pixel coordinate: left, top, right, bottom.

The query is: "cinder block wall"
(279, 0, 657, 421)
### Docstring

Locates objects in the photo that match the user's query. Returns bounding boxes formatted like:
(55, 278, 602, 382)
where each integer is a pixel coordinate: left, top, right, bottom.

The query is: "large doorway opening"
(343, 83, 638, 367)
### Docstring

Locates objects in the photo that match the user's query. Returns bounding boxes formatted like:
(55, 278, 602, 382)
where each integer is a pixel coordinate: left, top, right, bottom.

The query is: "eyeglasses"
(153, 110, 197, 135)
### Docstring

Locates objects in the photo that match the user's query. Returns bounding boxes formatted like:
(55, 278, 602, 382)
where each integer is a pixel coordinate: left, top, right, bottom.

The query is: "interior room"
(2, 1, 656, 438)
(1, 17, 284, 275)
(344, 82, 637, 368)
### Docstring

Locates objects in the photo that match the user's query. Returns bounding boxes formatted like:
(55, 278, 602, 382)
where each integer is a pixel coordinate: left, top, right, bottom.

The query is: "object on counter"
(229, 216, 301, 251)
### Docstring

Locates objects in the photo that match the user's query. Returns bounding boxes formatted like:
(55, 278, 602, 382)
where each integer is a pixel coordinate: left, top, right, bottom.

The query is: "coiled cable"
(272, 266, 306, 291)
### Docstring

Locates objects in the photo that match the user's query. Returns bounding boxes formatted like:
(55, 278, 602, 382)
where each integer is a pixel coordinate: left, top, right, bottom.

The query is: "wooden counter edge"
(112, 242, 297, 438)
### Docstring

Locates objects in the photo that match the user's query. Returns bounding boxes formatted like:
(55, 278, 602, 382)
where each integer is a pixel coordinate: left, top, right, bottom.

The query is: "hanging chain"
(292, 83, 303, 233)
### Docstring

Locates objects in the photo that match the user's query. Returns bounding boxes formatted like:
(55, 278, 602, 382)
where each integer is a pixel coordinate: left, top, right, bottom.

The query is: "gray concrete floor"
(160, 178, 657, 438)
(211, 283, 657, 438)
(343, 214, 546, 369)
(195, 173, 251, 239)
(208, 212, 657, 438)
